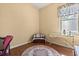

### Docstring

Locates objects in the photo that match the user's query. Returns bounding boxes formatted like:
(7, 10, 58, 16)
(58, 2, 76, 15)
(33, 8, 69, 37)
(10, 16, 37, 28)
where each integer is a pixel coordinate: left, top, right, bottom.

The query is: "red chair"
(0, 35, 13, 56)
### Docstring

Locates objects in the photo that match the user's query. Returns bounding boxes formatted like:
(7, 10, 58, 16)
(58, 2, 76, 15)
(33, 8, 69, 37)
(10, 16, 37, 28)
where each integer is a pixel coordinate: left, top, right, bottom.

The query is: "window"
(58, 4, 79, 36)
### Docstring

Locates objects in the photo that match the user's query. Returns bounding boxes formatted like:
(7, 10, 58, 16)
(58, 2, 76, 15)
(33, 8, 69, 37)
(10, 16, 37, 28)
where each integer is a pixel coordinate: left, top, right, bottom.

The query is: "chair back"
(3, 35, 13, 49)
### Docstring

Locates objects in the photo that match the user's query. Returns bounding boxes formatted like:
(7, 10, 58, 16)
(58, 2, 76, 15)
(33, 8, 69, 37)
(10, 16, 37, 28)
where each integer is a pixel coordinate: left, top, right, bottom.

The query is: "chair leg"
(6, 45, 10, 56)
(2, 50, 6, 56)
(2, 45, 10, 56)
(8, 45, 10, 55)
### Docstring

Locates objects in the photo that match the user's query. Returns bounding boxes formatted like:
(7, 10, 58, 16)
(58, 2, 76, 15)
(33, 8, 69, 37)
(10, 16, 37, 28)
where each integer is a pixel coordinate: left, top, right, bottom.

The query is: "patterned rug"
(21, 45, 60, 56)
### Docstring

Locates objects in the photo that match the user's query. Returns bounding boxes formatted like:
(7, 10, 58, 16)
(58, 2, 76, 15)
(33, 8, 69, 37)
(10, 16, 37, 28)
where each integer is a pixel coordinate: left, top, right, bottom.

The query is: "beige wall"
(0, 4, 39, 48)
(39, 4, 64, 34)
(39, 3, 74, 48)
(0, 3, 76, 48)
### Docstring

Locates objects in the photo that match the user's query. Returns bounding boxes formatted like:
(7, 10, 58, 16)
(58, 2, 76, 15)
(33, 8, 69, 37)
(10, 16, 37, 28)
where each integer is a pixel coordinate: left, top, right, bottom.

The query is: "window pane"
(69, 20, 77, 31)
(60, 15, 78, 35)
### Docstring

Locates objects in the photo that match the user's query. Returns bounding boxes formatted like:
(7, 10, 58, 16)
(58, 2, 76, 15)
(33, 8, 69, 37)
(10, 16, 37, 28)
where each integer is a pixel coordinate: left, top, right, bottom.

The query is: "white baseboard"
(10, 41, 31, 49)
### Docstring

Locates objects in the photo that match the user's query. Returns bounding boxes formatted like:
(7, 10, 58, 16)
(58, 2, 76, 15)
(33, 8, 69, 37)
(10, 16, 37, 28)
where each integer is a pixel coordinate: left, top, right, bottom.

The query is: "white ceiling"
(32, 3, 50, 9)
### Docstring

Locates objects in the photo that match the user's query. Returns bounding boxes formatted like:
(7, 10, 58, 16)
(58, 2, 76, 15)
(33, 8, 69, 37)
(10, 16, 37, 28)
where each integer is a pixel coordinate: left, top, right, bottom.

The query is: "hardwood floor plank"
(10, 42, 74, 56)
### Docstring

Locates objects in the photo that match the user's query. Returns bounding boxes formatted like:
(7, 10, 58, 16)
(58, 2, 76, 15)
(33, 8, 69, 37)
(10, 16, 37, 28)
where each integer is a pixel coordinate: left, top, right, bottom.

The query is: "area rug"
(21, 45, 60, 56)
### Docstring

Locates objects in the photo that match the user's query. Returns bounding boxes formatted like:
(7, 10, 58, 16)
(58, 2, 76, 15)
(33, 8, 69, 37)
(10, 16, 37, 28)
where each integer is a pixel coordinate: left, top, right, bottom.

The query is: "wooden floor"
(10, 41, 74, 56)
